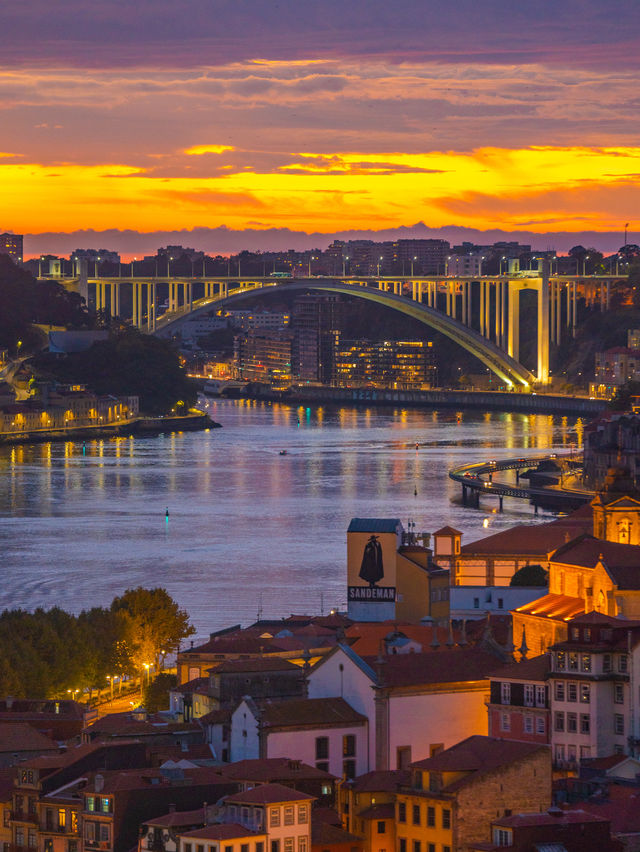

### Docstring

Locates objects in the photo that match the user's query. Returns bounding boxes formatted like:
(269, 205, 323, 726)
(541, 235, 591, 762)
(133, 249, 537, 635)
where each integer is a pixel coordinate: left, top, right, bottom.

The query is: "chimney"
(94, 774, 104, 793)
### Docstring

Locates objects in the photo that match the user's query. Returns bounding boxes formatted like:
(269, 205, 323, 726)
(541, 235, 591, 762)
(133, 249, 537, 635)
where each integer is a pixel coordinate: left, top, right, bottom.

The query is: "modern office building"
(335, 340, 437, 389)
(0, 233, 23, 263)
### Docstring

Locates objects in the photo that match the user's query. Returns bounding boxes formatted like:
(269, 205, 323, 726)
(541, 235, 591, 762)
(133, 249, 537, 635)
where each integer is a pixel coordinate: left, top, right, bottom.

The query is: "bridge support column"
(484, 282, 491, 339)
(186, 282, 192, 313)
(148, 282, 156, 332)
(556, 282, 562, 344)
(467, 282, 473, 328)
(537, 263, 550, 384)
(132, 282, 138, 327)
(606, 281, 610, 311)
(572, 282, 577, 337)
(507, 281, 520, 362)
(480, 282, 485, 335)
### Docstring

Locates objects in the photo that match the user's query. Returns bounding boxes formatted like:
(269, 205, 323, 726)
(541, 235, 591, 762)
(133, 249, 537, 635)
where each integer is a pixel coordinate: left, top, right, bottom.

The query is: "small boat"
(279, 449, 288, 456)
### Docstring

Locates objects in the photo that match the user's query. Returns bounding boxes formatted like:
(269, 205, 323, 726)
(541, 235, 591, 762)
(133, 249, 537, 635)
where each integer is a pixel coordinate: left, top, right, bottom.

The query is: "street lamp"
(342, 255, 349, 277)
(106, 675, 113, 701)
(411, 256, 417, 276)
(167, 255, 173, 278)
(583, 255, 590, 276)
(377, 256, 383, 276)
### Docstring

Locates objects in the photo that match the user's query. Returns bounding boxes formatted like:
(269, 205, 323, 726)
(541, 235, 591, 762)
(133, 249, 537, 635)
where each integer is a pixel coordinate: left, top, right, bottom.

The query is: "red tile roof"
(358, 803, 395, 820)
(259, 698, 367, 729)
(488, 654, 550, 683)
(494, 809, 608, 828)
(514, 593, 585, 621)
(461, 514, 593, 557)
(362, 648, 504, 688)
(220, 758, 335, 782)
(145, 808, 206, 828)
(180, 824, 261, 840)
(345, 623, 464, 657)
(210, 658, 300, 674)
(345, 770, 410, 793)
(567, 786, 640, 834)
(0, 722, 58, 753)
(226, 783, 315, 804)
(551, 537, 640, 585)
(410, 735, 548, 792)
(311, 822, 362, 847)
(433, 526, 462, 537)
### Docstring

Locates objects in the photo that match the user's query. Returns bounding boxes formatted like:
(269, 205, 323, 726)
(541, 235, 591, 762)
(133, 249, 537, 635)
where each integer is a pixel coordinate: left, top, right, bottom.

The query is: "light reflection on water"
(0, 399, 583, 637)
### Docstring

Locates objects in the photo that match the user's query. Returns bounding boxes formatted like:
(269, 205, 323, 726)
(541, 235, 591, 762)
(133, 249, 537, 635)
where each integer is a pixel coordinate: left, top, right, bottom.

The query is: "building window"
(297, 805, 308, 825)
(412, 805, 421, 825)
(270, 808, 281, 828)
(343, 760, 356, 780)
(284, 807, 294, 826)
(556, 651, 566, 670)
(86, 797, 95, 813)
(427, 807, 435, 828)
(27, 832, 36, 849)
(523, 716, 534, 734)
(535, 685, 546, 707)
(298, 839, 306, 852)
(569, 653, 578, 671)
(567, 712, 577, 733)
(343, 735, 356, 757)
(580, 684, 590, 704)
(524, 684, 534, 707)
(427, 845, 435, 852)
(283, 840, 294, 852)
(614, 714, 625, 735)
(500, 713, 510, 732)
(442, 809, 451, 829)
(580, 714, 591, 734)
(615, 683, 624, 704)
(555, 744, 565, 762)
(536, 717, 545, 735)
(603, 654, 612, 673)
(412, 841, 421, 852)
(493, 829, 513, 847)
(398, 803, 406, 823)
(399, 840, 406, 852)
(100, 798, 110, 814)
(567, 683, 577, 703)
(241, 845, 249, 852)
(315, 737, 329, 761)
(99, 825, 109, 843)
(581, 654, 592, 673)
(554, 681, 565, 701)
(619, 655, 628, 673)
(377, 821, 386, 834)
(473, 598, 479, 608)
(554, 712, 565, 732)
(271, 842, 280, 852)
(501, 682, 511, 704)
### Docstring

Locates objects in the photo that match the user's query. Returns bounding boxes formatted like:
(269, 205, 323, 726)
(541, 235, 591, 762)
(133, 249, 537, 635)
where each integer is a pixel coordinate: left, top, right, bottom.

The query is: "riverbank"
(0, 409, 220, 446)
(242, 384, 606, 416)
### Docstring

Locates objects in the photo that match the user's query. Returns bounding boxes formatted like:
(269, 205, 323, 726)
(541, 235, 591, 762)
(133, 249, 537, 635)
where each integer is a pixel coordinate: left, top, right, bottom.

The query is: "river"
(0, 399, 584, 639)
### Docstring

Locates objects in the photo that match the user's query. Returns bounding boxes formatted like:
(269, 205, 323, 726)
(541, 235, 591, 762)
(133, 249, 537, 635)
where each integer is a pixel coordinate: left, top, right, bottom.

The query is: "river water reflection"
(0, 399, 584, 638)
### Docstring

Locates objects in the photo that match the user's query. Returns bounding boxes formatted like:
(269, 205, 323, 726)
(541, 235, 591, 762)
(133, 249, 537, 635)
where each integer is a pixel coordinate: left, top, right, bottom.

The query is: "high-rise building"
(0, 233, 23, 263)
(291, 294, 345, 384)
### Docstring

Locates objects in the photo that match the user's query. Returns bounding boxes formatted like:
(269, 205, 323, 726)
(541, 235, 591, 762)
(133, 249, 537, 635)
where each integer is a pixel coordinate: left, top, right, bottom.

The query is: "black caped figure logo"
(359, 534, 384, 587)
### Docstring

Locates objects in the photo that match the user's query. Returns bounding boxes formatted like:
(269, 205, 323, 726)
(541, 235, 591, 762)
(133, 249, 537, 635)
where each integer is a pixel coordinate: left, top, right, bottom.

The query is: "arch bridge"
(59, 268, 628, 388)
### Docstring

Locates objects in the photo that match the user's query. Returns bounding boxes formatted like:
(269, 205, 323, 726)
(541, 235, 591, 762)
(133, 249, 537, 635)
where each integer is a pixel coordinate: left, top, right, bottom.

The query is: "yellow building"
(338, 770, 408, 852)
(513, 468, 640, 655)
(395, 736, 551, 852)
(347, 519, 450, 624)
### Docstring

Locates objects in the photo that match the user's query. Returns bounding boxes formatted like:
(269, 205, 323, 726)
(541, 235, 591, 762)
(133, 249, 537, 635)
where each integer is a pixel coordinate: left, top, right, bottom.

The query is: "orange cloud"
(184, 144, 236, 155)
(4, 145, 640, 235)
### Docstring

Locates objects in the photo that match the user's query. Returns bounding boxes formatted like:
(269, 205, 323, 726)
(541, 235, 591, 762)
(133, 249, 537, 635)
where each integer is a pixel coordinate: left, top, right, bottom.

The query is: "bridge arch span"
(154, 279, 536, 389)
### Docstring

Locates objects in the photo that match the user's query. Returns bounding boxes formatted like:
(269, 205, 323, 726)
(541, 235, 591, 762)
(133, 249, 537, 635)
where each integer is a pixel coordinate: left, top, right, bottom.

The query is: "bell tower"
(591, 466, 640, 545)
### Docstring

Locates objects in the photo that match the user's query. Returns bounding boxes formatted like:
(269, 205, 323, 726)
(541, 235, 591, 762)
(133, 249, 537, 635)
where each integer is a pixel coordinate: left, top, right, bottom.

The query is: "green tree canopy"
(143, 672, 177, 713)
(510, 564, 548, 587)
(111, 587, 195, 673)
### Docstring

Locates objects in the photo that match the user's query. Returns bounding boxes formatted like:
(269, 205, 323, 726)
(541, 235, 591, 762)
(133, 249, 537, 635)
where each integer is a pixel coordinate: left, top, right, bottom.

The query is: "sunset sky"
(2, 0, 640, 256)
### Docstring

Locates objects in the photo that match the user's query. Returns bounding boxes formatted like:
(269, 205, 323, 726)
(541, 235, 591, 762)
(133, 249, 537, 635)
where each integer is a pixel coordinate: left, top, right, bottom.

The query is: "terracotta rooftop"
(461, 517, 592, 558)
(311, 822, 363, 847)
(180, 824, 261, 840)
(411, 735, 548, 792)
(209, 658, 300, 674)
(220, 758, 336, 782)
(345, 622, 464, 657)
(344, 770, 410, 793)
(551, 536, 640, 584)
(226, 783, 315, 805)
(259, 698, 367, 729)
(84, 766, 231, 794)
(145, 808, 206, 828)
(312, 808, 342, 826)
(514, 593, 585, 621)
(488, 654, 551, 683)
(494, 809, 608, 828)
(566, 785, 640, 834)
(433, 526, 462, 537)
(358, 803, 396, 820)
(197, 708, 232, 726)
(361, 647, 505, 688)
(0, 722, 58, 753)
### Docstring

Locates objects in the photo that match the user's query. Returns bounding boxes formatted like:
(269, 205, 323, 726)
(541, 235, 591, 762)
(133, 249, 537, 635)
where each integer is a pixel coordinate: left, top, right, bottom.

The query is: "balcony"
(11, 812, 39, 826)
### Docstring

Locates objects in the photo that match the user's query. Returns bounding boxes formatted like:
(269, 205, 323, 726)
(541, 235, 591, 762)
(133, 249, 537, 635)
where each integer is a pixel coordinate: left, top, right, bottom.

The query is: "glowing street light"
(377, 256, 383, 276)
(411, 255, 417, 276)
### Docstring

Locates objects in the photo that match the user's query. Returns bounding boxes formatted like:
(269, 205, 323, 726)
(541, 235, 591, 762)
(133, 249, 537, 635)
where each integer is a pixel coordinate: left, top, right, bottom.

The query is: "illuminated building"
(0, 232, 23, 263)
(335, 340, 436, 390)
(395, 737, 551, 852)
(233, 329, 294, 389)
(291, 295, 344, 385)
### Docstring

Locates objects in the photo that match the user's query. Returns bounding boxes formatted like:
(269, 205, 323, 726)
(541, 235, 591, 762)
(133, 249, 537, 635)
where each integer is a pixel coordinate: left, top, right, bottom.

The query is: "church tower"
(591, 466, 640, 544)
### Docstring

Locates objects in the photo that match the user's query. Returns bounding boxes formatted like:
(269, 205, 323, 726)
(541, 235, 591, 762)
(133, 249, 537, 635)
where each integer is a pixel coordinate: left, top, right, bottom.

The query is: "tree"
(111, 587, 195, 674)
(510, 564, 548, 587)
(143, 672, 177, 713)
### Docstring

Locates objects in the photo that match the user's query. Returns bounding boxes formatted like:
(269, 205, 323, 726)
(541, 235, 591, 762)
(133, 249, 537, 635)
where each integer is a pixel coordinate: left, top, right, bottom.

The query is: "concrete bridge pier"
(508, 281, 520, 362)
(537, 261, 550, 384)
